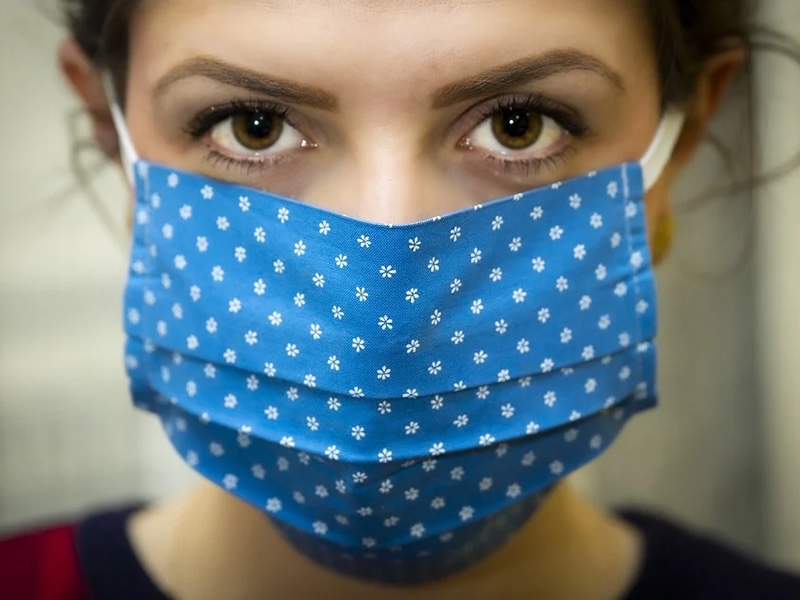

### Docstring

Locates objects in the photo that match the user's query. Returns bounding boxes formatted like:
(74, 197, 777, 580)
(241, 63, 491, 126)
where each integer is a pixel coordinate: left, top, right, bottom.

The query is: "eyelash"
(184, 94, 589, 176)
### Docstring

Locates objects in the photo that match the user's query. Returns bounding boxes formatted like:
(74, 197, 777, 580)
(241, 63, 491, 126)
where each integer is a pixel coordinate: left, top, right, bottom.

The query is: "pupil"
(502, 109, 531, 138)
(246, 112, 272, 139)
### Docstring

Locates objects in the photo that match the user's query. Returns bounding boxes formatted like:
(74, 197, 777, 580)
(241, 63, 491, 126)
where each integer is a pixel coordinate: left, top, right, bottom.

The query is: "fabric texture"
(4, 506, 800, 599)
(124, 158, 657, 582)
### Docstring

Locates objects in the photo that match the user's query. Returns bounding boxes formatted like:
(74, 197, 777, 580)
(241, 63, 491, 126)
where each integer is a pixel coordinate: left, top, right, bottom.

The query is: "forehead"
(131, 0, 654, 96)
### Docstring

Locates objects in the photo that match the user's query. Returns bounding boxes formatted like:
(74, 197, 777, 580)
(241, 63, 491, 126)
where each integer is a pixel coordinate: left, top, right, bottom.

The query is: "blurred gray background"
(1, 0, 798, 570)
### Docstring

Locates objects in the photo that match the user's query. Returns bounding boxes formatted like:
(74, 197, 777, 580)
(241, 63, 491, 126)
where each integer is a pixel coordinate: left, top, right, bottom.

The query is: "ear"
(58, 38, 120, 159)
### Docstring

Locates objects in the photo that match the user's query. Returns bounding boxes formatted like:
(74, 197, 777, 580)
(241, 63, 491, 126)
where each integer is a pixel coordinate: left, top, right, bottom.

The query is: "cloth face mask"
(111, 91, 684, 584)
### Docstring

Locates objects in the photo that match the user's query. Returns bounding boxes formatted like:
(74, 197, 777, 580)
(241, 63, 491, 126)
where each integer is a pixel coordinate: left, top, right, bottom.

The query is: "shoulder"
(0, 520, 90, 600)
(620, 509, 800, 600)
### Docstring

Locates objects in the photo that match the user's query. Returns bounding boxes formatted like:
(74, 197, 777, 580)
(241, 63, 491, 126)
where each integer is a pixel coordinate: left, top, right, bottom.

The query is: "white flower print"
(595, 264, 608, 280)
(355, 287, 369, 302)
(590, 435, 603, 450)
(549, 225, 564, 240)
(530, 206, 543, 220)
(615, 282, 628, 297)
(199, 184, 214, 200)
(491, 216, 504, 230)
(598, 315, 611, 330)
(186, 335, 199, 350)
(470, 248, 482, 263)
(402, 389, 419, 399)
(266, 498, 282, 513)
(453, 381, 467, 391)
(459, 506, 475, 521)
(177, 203, 191, 219)
(312, 273, 325, 288)
(509, 237, 522, 252)
(430, 396, 444, 410)
(312, 521, 328, 535)
(304, 374, 317, 387)
(630, 251, 644, 269)
(625, 201, 637, 218)
(383, 516, 399, 528)
(172, 303, 183, 319)
(431, 497, 446, 510)
(422, 459, 437, 472)
(268, 311, 282, 326)
(611, 232, 622, 248)
(522, 451, 536, 467)
(254, 227, 266, 242)
(478, 477, 494, 492)
(328, 355, 340, 370)
(216, 216, 229, 231)
(429, 442, 446, 456)
(450, 279, 462, 294)
(550, 460, 565, 475)
(273, 259, 285, 274)
(331, 305, 344, 319)
(573, 244, 587, 260)
(244, 331, 258, 345)
(569, 193, 582, 209)
(226, 298, 241, 314)
(280, 436, 295, 448)
(309, 324, 323, 339)
(478, 433, 496, 446)
(451, 330, 465, 344)
(357, 234, 371, 248)
(516, 339, 530, 354)
(211, 266, 225, 282)
(477, 385, 491, 399)
(556, 276, 569, 292)
(318, 220, 331, 235)
(405, 288, 419, 303)
(376, 366, 392, 380)
(286, 387, 299, 401)
(408, 237, 422, 251)
(252, 464, 265, 479)
(497, 369, 511, 382)
(506, 483, 522, 499)
(379, 265, 397, 278)
(223, 349, 237, 364)
(526, 421, 540, 434)
(590, 213, 603, 229)
(427, 361, 442, 376)
(449, 466, 465, 481)
(264, 406, 279, 420)
(636, 300, 649, 315)
(324, 445, 340, 460)
(512, 288, 527, 303)
(353, 473, 368, 485)
(162, 274, 172, 290)
(473, 350, 488, 364)
(407, 339, 421, 353)
(471, 299, 485, 314)
(174, 255, 187, 270)
(405, 488, 419, 501)
(161, 224, 174, 240)
(253, 279, 266, 295)
(405, 421, 420, 435)
(166, 173, 179, 188)
(495, 319, 508, 334)
(582, 346, 595, 361)
(293, 293, 306, 307)
(579, 295, 593, 311)
(585, 378, 598, 393)
(565, 428, 579, 443)
(380, 479, 394, 494)
(501, 403, 515, 418)
(449, 226, 462, 241)
(454, 414, 469, 428)
(315, 485, 329, 498)
(246, 375, 259, 391)
(209, 442, 224, 456)
(189, 286, 202, 302)
(620, 332, 632, 347)
(489, 268, 503, 282)
(206, 317, 217, 333)
(285, 343, 300, 357)
(263, 363, 277, 377)
(335, 254, 348, 268)
(184, 380, 195, 396)
(378, 449, 393, 463)
(538, 307, 551, 323)
(277, 207, 290, 223)
(377, 400, 392, 415)
(352, 337, 366, 352)
(327, 397, 341, 411)
(428, 257, 440, 272)
(607, 181, 619, 197)
(293, 241, 306, 256)
(544, 391, 557, 407)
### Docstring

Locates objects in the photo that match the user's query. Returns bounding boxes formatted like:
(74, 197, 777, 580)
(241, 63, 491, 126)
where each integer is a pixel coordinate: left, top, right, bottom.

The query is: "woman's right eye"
(207, 109, 308, 159)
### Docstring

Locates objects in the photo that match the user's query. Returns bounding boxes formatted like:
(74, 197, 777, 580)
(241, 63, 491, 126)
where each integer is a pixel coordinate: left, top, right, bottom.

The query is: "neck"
(129, 480, 643, 600)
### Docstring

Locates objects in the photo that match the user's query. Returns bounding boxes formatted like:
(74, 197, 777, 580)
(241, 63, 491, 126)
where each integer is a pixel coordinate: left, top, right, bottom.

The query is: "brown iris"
(491, 108, 543, 150)
(231, 111, 283, 151)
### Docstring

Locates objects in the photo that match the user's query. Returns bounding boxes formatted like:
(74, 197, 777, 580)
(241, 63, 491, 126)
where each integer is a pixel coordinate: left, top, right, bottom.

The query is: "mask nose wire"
(639, 109, 686, 191)
(103, 73, 139, 186)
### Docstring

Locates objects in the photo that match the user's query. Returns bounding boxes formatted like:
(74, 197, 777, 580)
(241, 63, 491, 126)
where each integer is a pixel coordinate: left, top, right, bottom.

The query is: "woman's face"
(125, 0, 663, 224)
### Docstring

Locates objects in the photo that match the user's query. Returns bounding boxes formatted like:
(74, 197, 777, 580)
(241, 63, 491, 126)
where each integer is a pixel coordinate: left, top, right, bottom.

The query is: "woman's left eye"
(463, 105, 568, 159)
(208, 109, 307, 157)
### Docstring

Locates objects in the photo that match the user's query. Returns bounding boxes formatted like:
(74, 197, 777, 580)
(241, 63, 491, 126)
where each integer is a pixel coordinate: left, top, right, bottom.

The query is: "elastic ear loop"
(640, 109, 686, 191)
(102, 73, 139, 187)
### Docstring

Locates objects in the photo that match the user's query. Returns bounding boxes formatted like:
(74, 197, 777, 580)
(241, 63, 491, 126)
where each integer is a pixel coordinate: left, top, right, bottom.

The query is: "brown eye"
(231, 111, 283, 151)
(490, 108, 544, 150)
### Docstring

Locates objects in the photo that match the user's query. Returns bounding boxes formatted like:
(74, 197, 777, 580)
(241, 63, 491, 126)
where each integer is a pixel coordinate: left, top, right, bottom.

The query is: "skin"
(59, 1, 745, 597)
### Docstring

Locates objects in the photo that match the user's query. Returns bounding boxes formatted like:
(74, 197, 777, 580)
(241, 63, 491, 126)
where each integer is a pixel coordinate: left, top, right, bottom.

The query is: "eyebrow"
(154, 48, 623, 112)
(431, 49, 624, 108)
(154, 56, 340, 111)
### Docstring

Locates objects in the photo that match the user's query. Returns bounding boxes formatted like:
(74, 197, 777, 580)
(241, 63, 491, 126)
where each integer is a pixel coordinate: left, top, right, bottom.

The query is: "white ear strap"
(102, 73, 139, 186)
(640, 109, 686, 191)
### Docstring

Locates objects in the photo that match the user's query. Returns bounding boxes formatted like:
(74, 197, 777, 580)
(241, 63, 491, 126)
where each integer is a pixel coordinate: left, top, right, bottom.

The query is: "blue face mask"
(110, 87, 684, 584)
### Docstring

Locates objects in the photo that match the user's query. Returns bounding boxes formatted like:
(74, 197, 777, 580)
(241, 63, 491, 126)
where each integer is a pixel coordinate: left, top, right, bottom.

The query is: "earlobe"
(58, 38, 120, 159)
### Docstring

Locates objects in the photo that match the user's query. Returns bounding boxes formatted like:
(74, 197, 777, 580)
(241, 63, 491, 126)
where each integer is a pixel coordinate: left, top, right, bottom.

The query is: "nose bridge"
(304, 139, 473, 225)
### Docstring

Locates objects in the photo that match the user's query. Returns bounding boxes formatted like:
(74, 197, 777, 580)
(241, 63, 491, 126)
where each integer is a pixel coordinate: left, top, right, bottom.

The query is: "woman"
(2, 0, 799, 598)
